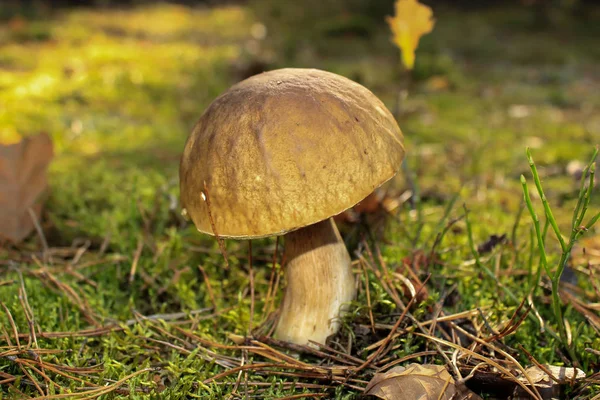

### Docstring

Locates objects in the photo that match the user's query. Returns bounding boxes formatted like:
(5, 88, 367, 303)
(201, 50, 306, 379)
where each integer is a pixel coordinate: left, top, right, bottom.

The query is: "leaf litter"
(364, 363, 481, 399)
(1, 235, 594, 399)
(0, 133, 53, 244)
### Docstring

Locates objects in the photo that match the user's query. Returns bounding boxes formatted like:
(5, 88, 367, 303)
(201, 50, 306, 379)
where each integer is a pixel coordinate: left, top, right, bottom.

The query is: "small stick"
(28, 208, 49, 263)
(1, 303, 21, 349)
(260, 336, 358, 366)
(266, 253, 285, 336)
(359, 259, 376, 334)
(375, 350, 438, 372)
(198, 265, 218, 313)
(263, 236, 280, 315)
(18, 363, 45, 396)
(29, 368, 155, 399)
(14, 268, 37, 348)
(203, 180, 229, 270)
(518, 345, 560, 383)
(230, 350, 246, 398)
(276, 394, 329, 399)
(248, 241, 255, 333)
(99, 232, 111, 255)
(485, 299, 530, 342)
(355, 275, 430, 373)
(585, 347, 600, 356)
(129, 237, 144, 284)
(15, 359, 59, 395)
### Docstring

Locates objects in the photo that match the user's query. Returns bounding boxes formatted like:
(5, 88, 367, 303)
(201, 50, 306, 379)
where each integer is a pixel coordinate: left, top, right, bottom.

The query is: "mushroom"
(180, 68, 404, 345)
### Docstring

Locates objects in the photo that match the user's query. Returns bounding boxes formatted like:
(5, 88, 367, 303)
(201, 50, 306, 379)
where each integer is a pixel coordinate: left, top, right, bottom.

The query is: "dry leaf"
(0, 132, 54, 243)
(227, 333, 246, 345)
(513, 365, 585, 399)
(477, 234, 507, 255)
(386, 0, 435, 70)
(523, 365, 585, 384)
(424, 75, 450, 92)
(8, 16, 27, 31)
(364, 363, 481, 399)
(335, 189, 410, 224)
(335, 190, 385, 224)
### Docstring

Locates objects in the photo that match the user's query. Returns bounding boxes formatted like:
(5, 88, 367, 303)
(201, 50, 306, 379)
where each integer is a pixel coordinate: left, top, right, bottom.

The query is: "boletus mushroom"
(180, 68, 404, 345)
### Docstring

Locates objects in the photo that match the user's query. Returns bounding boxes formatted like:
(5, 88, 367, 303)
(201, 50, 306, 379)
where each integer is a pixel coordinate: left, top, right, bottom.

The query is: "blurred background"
(1, 0, 598, 245)
(1, 1, 599, 396)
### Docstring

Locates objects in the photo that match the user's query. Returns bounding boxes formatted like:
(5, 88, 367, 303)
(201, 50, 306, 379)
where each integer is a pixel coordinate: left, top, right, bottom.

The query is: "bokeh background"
(1, 1, 598, 241)
(1, 0, 600, 398)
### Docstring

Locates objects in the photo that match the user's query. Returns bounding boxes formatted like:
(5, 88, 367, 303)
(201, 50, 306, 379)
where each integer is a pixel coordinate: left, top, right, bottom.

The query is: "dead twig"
(128, 236, 144, 284)
(203, 180, 229, 270)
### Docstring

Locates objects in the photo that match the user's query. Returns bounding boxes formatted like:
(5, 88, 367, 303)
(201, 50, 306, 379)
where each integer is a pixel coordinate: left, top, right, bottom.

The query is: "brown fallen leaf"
(364, 363, 481, 399)
(0, 132, 54, 243)
(513, 365, 585, 399)
(424, 75, 450, 92)
(334, 189, 409, 224)
(477, 234, 507, 255)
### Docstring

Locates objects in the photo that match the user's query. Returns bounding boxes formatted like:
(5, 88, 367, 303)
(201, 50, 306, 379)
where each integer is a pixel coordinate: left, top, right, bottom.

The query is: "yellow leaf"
(386, 0, 435, 70)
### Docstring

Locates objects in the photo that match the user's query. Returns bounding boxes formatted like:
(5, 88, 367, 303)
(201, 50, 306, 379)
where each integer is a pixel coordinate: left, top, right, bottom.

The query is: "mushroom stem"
(275, 218, 355, 345)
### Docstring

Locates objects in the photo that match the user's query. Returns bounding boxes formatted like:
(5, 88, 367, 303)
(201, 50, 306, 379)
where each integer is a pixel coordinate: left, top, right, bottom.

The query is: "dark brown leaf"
(0, 133, 54, 243)
(477, 234, 507, 254)
(334, 189, 407, 224)
(364, 363, 481, 399)
(513, 365, 585, 399)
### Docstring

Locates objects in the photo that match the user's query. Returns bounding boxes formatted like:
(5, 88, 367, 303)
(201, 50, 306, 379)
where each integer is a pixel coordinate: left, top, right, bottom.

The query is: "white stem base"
(274, 218, 355, 345)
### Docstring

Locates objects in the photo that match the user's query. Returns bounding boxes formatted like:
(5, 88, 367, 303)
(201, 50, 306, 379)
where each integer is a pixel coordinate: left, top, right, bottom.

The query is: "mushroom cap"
(180, 68, 405, 238)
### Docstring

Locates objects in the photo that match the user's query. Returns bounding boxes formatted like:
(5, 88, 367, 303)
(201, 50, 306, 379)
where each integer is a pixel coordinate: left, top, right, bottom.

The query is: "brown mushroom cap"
(180, 68, 404, 238)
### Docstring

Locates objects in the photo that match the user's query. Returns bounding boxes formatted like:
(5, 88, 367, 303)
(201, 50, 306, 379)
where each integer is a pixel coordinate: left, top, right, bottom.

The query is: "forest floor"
(1, 2, 600, 398)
